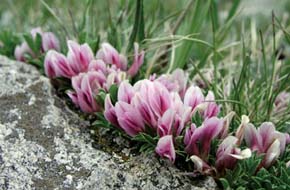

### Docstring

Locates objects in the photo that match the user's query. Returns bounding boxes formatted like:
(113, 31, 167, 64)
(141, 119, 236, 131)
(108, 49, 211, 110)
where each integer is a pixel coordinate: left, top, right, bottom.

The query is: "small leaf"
(109, 84, 118, 104)
(127, 0, 145, 52)
(35, 33, 42, 52)
(23, 34, 36, 52)
(219, 178, 230, 190)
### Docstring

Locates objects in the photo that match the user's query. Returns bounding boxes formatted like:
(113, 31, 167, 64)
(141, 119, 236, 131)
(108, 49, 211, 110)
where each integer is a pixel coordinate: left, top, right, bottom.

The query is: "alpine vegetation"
(1, 0, 290, 189)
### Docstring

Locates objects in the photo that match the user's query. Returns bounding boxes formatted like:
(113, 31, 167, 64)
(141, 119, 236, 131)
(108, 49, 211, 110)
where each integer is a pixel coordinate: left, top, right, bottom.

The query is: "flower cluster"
(44, 41, 144, 113)
(20, 34, 289, 176)
(105, 78, 290, 174)
(15, 27, 60, 61)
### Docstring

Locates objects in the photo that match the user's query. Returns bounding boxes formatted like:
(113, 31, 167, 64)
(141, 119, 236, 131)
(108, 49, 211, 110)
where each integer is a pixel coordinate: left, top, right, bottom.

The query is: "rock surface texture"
(0, 56, 217, 190)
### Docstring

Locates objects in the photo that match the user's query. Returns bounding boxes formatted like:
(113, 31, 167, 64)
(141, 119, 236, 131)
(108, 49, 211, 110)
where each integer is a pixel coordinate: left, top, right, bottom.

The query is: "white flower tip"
(241, 115, 250, 124)
(230, 148, 252, 160)
(190, 155, 203, 171)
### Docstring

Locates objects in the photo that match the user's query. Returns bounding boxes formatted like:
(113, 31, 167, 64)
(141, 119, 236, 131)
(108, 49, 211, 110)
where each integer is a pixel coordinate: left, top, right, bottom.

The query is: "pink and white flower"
(44, 50, 75, 78)
(115, 101, 145, 136)
(96, 43, 127, 70)
(216, 136, 251, 171)
(155, 135, 176, 163)
(184, 117, 223, 159)
(67, 40, 94, 74)
(244, 122, 289, 168)
(67, 71, 106, 113)
(15, 27, 60, 62)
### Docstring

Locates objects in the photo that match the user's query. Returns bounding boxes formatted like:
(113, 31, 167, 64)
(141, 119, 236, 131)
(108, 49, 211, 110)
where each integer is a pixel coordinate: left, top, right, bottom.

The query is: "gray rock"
(0, 55, 218, 190)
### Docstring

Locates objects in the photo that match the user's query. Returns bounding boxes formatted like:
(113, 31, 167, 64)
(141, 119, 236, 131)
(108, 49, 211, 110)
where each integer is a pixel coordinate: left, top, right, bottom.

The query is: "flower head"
(244, 122, 289, 168)
(155, 135, 176, 163)
(96, 43, 127, 70)
(67, 40, 94, 74)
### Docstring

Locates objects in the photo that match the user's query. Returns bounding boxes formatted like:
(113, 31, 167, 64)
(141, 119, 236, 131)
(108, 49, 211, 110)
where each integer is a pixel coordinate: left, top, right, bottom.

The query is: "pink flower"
(103, 70, 127, 91)
(219, 111, 236, 139)
(157, 109, 175, 137)
(117, 81, 135, 104)
(171, 93, 192, 136)
(67, 71, 106, 113)
(216, 136, 251, 171)
(96, 43, 127, 70)
(104, 94, 119, 127)
(262, 139, 281, 168)
(67, 40, 94, 74)
(184, 117, 223, 159)
(184, 123, 197, 147)
(274, 91, 290, 115)
(15, 27, 60, 62)
(42, 32, 60, 52)
(155, 135, 176, 163)
(127, 43, 145, 77)
(131, 92, 157, 127)
(44, 50, 75, 78)
(115, 101, 145, 136)
(184, 86, 204, 111)
(30, 27, 43, 37)
(88, 59, 107, 73)
(203, 91, 220, 118)
(148, 81, 172, 118)
(30, 28, 60, 52)
(190, 155, 211, 173)
(244, 122, 289, 168)
(155, 69, 187, 96)
(235, 115, 250, 145)
(14, 42, 34, 61)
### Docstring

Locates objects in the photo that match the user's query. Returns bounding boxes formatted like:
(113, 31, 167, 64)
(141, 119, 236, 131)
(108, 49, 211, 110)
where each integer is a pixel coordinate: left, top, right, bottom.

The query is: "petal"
(184, 86, 204, 110)
(184, 124, 196, 146)
(115, 101, 144, 136)
(42, 32, 60, 52)
(201, 117, 223, 156)
(104, 94, 119, 127)
(230, 148, 252, 160)
(190, 155, 210, 172)
(148, 81, 171, 117)
(220, 111, 235, 139)
(157, 109, 175, 137)
(88, 59, 107, 73)
(118, 81, 135, 103)
(127, 43, 145, 77)
(244, 123, 262, 152)
(155, 135, 176, 163)
(131, 92, 157, 127)
(67, 91, 79, 107)
(263, 139, 280, 168)
(215, 136, 239, 170)
(258, 122, 276, 152)
(235, 115, 250, 144)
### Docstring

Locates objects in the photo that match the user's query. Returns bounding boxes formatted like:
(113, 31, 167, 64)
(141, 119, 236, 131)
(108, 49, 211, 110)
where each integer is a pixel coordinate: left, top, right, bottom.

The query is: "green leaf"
(132, 133, 156, 146)
(171, 0, 211, 71)
(95, 89, 107, 106)
(109, 84, 118, 105)
(92, 120, 111, 129)
(23, 33, 36, 53)
(0, 30, 21, 57)
(127, 0, 145, 52)
(219, 178, 230, 190)
(35, 33, 42, 53)
(226, 0, 241, 21)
